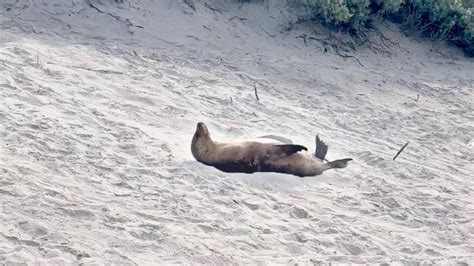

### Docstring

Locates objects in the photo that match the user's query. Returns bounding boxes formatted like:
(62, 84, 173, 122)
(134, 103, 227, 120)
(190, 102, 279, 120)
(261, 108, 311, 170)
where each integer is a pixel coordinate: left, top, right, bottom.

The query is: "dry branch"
(229, 16, 247, 22)
(183, 0, 196, 11)
(204, 3, 222, 13)
(393, 141, 409, 160)
(254, 83, 260, 101)
(335, 48, 365, 68)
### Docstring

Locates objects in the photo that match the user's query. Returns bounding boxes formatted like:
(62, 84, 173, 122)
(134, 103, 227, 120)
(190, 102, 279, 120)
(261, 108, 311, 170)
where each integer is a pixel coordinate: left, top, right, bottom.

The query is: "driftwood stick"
(335, 48, 365, 67)
(393, 141, 409, 160)
(204, 3, 222, 13)
(183, 0, 196, 11)
(254, 83, 260, 101)
(229, 16, 247, 22)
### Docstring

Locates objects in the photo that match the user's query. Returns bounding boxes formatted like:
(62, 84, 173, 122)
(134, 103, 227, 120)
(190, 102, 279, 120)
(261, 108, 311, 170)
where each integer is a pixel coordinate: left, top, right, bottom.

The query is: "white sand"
(0, 0, 473, 264)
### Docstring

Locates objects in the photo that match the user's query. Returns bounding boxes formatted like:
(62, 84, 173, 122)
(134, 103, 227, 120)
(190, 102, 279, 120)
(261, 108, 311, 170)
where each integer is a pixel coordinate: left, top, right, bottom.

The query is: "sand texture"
(0, 0, 473, 264)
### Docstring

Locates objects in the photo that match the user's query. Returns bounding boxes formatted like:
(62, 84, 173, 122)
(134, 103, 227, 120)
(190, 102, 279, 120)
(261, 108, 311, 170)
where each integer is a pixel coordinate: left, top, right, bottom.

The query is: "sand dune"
(0, 0, 473, 264)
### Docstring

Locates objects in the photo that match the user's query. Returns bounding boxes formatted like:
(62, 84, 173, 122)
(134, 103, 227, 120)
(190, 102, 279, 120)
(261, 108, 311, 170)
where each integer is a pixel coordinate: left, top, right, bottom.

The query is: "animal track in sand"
(18, 221, 48, 239)
(291, 206, 310, 219)
(59, 208, 95, 219)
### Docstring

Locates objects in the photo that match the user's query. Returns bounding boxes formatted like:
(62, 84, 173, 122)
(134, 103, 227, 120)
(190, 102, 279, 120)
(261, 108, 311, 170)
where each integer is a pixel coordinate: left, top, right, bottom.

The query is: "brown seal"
(191, 122, 352, 177)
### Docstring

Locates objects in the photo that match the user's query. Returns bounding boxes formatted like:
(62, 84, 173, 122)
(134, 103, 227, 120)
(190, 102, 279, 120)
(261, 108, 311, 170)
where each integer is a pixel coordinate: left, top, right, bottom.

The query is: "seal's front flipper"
(327, 158, 353, 169)
(315, 135, 328, 160)
(262, 144, 307, 161)
(276, 144, 307, 155)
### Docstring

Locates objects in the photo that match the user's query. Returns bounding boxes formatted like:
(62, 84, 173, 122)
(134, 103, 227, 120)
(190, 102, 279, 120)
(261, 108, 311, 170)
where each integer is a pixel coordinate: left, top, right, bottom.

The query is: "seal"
(191, 122, 352, 177)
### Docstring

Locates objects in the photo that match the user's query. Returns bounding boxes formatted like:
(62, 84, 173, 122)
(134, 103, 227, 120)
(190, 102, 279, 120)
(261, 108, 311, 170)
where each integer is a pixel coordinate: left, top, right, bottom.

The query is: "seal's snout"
(195, 122, 209, 138)
(196, 122, 206, 132)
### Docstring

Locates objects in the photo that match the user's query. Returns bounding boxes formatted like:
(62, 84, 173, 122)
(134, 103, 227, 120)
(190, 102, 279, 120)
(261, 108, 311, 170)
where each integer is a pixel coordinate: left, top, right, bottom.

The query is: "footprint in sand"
(357, 150, 386, 167)
(59, 208, 95, 219)
(291, 206, 310, 219)
(241, 200, 260, 211)
(18, 221, 48, 239)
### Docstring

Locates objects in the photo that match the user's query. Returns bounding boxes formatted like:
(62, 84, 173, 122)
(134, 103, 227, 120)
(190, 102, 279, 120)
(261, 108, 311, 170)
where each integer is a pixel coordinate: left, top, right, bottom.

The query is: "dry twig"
(254, 83, 260, 101)
(393, 141, 409, 160)
(229, 16, 247, 22)
(335, 48, 365, 68)
(205, 2, 222, 13)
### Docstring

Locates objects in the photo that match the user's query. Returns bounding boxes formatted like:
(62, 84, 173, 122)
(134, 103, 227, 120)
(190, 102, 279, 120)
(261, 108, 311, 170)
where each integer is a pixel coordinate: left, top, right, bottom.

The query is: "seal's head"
(191, 122, 213, 161)
(195, 122, 210, 139)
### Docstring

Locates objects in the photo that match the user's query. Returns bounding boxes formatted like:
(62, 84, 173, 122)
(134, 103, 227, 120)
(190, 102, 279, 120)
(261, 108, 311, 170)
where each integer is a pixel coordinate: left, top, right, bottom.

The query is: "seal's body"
(191, 122, 352, 177)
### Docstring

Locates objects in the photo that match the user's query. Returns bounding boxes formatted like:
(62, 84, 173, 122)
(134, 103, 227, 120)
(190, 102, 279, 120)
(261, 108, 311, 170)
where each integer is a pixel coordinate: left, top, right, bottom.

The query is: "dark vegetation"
(303, 0, 473, 56)
(241, 0, 474, 56)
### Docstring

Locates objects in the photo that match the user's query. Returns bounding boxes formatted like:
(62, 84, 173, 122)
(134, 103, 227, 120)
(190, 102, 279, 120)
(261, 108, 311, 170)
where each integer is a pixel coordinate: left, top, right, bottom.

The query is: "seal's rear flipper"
(328, 158, 353, 169)
(263, 144, 307, 161)
(315, 135, 328, 160)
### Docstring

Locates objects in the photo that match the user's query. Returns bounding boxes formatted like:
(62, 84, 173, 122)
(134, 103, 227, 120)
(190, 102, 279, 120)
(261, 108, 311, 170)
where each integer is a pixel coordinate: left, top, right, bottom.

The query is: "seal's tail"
(315, 135, 328, 160)
(327, 158, 353, 169)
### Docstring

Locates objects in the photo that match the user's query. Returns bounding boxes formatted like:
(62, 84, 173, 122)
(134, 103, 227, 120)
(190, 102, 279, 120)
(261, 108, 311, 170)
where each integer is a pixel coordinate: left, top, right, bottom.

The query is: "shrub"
(372, 0, 404, 14)
(304, 0, 370, 32)
(305, 0, 352, 27)
(399, 0, 473, 55)
(302, 0, 474, 56)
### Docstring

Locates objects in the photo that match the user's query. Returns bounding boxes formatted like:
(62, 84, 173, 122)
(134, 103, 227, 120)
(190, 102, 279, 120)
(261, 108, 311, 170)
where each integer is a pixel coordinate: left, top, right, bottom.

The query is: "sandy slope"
(0, 0, 473, 264)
